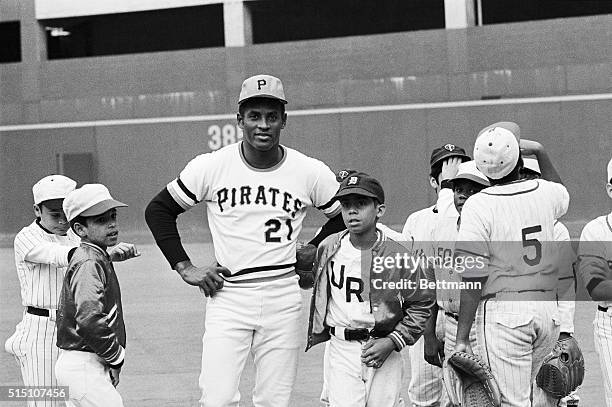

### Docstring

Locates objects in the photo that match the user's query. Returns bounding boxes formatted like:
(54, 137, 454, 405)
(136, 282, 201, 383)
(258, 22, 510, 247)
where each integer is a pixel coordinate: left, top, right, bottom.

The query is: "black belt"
(330, 327, 371, 341)
(481, 289, 553, 300)
(599, 305, 609, 312)
(445, 311, 459, 321)
(27, 306, 50, 317)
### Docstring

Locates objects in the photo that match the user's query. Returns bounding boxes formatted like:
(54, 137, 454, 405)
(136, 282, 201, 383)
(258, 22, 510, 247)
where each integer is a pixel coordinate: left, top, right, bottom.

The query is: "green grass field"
(0, 241, 605, 406)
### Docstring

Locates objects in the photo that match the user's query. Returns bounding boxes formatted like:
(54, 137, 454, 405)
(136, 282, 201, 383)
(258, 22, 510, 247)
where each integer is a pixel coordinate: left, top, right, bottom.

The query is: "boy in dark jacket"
(55, 184, 138, 407)
(306, 172, 435, 407)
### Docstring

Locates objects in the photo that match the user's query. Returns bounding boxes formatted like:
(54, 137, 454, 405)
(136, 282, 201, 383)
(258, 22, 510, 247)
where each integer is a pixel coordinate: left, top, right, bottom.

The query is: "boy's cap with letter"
(33, 175, 77, 205)
(333, 172, 385, 203)
(430, 144, 471, 168)
(63, 184, 127, 222)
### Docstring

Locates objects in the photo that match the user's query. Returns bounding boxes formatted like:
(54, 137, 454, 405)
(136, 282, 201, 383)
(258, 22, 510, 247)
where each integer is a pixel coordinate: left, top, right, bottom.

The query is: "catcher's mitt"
(295, 242, 316, 289)
(536, 336, 585, 398)
(443, 351, 501, 407)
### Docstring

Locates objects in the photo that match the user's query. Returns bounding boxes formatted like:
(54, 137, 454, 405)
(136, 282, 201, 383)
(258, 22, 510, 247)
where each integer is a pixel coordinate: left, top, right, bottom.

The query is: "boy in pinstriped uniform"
(454, 122, 569, 407)
(402, 144, 469, 407)
(578, 156, 612, 407)
(5, 175, 79, 407)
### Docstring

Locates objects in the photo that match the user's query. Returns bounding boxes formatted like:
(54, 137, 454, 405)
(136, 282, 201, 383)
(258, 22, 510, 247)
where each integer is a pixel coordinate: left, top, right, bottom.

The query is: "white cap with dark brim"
(451, 161, 490, 187)
(238, 74, 287, 105)
(63, 184, 127, 222)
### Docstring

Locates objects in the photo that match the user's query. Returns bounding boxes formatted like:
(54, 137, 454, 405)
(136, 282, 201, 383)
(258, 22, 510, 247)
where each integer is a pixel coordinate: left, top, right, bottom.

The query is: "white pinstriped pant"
(595, 307, 612, 407)
(4, 311, 62, 407)
(407, 310, 445, 406)
(475, 300, 560, 407)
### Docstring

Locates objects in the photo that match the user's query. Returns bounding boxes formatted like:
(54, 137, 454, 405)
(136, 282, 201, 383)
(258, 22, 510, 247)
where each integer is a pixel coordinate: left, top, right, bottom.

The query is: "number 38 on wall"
(208, 124, 243, 151)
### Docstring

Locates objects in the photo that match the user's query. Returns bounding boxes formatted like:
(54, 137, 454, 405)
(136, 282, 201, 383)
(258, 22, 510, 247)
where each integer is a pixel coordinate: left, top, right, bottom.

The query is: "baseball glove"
(295, 242, 316, 289)
(536, 336, 585, 398)
(443, 351, 501, 407)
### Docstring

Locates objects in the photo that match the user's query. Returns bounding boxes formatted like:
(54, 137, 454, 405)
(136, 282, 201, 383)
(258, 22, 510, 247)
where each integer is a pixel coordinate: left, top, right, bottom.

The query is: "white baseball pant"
(5, 311, 62, 407)
(475, 299, 560, 407)
(440, 313, 479, 407)
(595, 307, 612, 407)
(54, 350, 123, 407)
(407, 311, 444, 406)
(323, 335, 404, 407)
(198, 275, 302, 407)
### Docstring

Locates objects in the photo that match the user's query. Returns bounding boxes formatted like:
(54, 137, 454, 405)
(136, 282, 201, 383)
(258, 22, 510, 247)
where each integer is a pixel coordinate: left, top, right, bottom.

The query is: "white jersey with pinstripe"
(578, 212, 612, 406)
(456, 178, 569, 407)
(4, 220, 79, 407)
(401, 189, 454, 407)
(167, 142, 341, 282)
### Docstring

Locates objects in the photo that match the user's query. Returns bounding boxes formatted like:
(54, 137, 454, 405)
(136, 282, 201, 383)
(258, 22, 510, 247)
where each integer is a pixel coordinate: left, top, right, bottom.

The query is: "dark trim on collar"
(238, 141, 287, 172)
(36, 219, 54, 234)
(482, 180, 539, 196)
(606, 214, 612, 234)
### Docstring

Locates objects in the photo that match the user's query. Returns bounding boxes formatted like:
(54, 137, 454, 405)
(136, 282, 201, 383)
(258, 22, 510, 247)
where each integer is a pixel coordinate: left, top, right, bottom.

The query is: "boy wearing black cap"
(306, 172, 435, 407)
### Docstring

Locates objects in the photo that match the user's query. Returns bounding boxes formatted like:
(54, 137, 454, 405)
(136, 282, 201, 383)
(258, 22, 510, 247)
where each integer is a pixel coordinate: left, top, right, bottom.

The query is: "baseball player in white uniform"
(578, 156, 612, 407)
(454, 122, 569, 407)
(522, 158, 580, 407)
(4, 175, 79, 407)
(402, 144, 469, 407)
(423, 161, 489, 399)
(145, 74, 344, 407)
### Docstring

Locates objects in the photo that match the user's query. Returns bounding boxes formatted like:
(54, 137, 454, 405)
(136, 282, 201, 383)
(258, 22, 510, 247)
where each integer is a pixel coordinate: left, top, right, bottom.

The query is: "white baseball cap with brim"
(238, 74, 287, 105)
(33, 175, 77, 205)
(522, 157, 541, 175)
(63, 184, 127, 222)
(452, 161, 490, 187)
(607, 157, 612, 183)
(474, 121, 521, 180)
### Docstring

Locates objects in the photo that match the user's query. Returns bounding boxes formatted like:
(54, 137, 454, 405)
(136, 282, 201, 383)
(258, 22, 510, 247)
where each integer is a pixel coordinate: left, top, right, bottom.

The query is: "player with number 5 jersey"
(145, 74, 344, 407)
(454, 122, 569, 407)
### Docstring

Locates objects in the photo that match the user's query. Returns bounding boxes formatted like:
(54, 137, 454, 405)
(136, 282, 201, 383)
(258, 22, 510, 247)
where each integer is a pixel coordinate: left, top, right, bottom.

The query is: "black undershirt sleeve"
(144, 187, 189, 268)
(308, 214, 346, 247)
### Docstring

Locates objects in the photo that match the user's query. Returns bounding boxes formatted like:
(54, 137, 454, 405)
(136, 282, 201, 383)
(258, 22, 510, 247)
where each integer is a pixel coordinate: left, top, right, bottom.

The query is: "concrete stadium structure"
(1, 0, 611, 235)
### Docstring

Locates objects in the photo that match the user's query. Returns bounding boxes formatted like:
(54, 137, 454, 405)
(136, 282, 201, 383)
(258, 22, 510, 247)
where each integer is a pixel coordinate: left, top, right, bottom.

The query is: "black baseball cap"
(430, 144, 471, 168)
(333, 172, 385, 203)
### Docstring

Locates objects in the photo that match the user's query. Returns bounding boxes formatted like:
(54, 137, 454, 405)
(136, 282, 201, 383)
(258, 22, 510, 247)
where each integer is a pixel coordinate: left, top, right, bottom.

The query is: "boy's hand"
(424, 334, 445, 368)
(454, 340, 473, 355)
(109, 366, 121, 387)
(109, 243, 140, 262)
(361, 337, 396, 369)
(440, 157, 462, 181)
(519, 139, 544, 156)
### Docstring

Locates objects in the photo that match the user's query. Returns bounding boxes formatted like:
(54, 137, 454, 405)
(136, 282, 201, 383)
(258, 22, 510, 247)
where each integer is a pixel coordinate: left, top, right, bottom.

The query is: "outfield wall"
(1, 15, 611, 235)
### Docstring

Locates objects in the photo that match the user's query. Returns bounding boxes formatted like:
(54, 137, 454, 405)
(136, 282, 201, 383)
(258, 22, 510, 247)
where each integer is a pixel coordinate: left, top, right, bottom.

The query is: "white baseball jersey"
(167, 142, 340, 282)
(578, 212, 612, 406)
(456, 179, 569, 294)
(427, 213, 461, 313)
(402, 189, 453, 407)
(14, 221, 79, 308)
(5, 220, 79, 407)
(578, 213, 612, 309)
(325, 233, 375, 329)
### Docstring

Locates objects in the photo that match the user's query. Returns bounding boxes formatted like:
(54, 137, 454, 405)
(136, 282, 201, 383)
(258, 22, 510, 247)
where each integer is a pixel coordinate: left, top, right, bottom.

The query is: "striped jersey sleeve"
(167, 153, 212, 210)
(543, 180, 570, 220)
(578, 216, 612, 299)
(312, 160, 341, 218)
